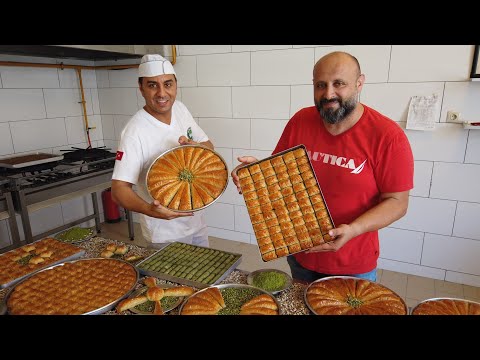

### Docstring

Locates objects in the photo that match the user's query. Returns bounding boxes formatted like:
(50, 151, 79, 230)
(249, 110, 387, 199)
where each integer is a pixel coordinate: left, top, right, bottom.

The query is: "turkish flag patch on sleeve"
(116, 151, 124, 161)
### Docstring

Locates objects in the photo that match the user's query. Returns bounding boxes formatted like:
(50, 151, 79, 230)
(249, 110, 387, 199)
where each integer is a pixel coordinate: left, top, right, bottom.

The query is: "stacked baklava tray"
(237, 145, 335, 262)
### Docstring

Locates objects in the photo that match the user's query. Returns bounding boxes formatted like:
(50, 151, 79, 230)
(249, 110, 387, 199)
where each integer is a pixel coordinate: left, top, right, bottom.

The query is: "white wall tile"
(0, 220, 11, 248)
(10, 118, 68, 152)
(90, 88, 100, 114)
(232, 86, 290, 119)
(0, 66, 59, 88)
(208, 227, 251, 243)
(197, 52, 250, 86)
(198, 118, 250, 149)
(95, 69, 110, 88)
(181, 87, 232, 118)
(113, 115, 131, 140)
(445, 271, 480, 287)
(390, 45, 473, 82)
(431, 162, 480, 202)
(0, 123, 13, 155)
(214, 147, 232, 172)
(28, 204, 64, 237)
(441, 81, 480, 123)
(453, 202, 480, 240)
(393, 196, 456, 235)
(204, 202, 234, 230)
(378, 258, 446, 280)
(251, 48, 314, 85)
(290, 85, 314, 117)
(174, 56, 197, 87)
(98, 88, 138, 115)
(108, 68, 138, 88)
(101, 114, 115, 140)
(58, 68, 97, 89)
(65, 116, 88, 144)
(234, 205, 254, 234)
(379, 227, 424, 264)
(361, 82, 444, 122)
(87, 115, 103, 142)
(315, 45, 391, 83)
(136, 88, 145, 109)
(232, 45, 292, 52)
(178, 45, 231, 56)
(422, 233, 480, 275)
(61, 195, 94, 224)
(0, 89, 46, 122)
(466, 130, 480, 164)
(405, 123, 468, 162)
(411, 161, 433, 197)
(218, 180, 246, 206)
(44, 88, 93, 118)
(103, 139, 118, 151)
(251, 119, 288, 151)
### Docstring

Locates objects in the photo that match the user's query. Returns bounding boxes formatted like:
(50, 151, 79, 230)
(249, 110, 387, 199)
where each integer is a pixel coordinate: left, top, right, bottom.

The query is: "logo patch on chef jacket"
(116, 151, 124, 161)
(187, 127, 193, 140)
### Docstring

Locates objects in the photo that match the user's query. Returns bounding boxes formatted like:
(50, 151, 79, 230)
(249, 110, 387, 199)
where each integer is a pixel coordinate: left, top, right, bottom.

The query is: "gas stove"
(0, 147, 118, 244)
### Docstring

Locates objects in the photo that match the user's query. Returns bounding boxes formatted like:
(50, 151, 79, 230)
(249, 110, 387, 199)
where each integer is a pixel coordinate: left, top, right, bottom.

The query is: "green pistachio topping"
(179, 169, 194, 183)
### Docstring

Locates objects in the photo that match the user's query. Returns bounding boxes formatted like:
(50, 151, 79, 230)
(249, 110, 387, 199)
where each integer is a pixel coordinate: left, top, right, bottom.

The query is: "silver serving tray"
(410, 297, 480, 315)
(2, 257, 139, 315)
(136, 242, 242, 289)
(246, 268, 292, 295)
(179, 283, 281, 315)
(0, 152, 64, 169)
(0, 240, 86, 289)
(235, 144, 336, 262)
(127, 283, 185, 315)
(304, 276, 408, 315)
(145, 144, 229, 213)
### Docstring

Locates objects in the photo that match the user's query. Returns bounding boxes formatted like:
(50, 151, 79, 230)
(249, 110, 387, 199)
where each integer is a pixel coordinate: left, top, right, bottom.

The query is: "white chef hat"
(138, 54, 176, 77)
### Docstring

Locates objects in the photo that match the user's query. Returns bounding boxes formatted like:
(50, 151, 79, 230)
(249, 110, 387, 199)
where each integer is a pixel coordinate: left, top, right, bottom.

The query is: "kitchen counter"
(0, 236, 310, 315)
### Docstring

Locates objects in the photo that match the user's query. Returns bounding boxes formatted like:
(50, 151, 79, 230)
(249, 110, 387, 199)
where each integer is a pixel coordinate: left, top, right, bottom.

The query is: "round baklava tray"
(146, 145, 229, 212)
(305, 276, 407, 315)
(4, 258, 138, 315)
(411, 297, 480, 315)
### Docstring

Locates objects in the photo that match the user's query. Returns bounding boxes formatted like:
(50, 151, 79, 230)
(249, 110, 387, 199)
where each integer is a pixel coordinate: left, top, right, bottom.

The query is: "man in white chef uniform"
(111, 54, 214, 247)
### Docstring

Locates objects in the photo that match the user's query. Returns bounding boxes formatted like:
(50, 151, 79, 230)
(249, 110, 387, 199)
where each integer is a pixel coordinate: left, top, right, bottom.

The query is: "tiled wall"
(2, 45, 480, 287)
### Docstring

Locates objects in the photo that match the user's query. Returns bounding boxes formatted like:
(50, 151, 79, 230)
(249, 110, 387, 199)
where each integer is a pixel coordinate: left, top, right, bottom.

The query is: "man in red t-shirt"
(231, 51, 414, 282)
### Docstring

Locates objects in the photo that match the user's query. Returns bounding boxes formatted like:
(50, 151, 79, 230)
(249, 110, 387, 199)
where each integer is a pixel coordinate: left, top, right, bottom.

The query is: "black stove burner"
(61, 147, 116, 163)
(0, 162, 60, 176)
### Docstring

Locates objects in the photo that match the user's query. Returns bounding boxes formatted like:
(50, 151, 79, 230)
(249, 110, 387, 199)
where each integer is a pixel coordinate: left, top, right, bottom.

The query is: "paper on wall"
(406, 94, 439, 131)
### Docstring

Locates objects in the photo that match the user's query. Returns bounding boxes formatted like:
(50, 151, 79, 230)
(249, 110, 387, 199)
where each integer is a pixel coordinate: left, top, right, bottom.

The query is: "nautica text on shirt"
(307, 151, 367, 174)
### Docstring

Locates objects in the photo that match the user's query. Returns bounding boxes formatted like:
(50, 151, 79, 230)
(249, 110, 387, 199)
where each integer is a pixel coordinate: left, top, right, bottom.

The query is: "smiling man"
(231, 51, 414, 282)
(111, 54, 214, 247)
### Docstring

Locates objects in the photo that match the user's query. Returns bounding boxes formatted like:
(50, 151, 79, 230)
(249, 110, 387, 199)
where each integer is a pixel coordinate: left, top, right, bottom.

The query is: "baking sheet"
(2, 258, 139, 315)
(236, 144, 335, 262)
(246, 268, 292, 295)
(0, 152, 64, 169)
(179, 283, 281, 315)
(0, 240, 86, 289)
(136, 242, 242, 289)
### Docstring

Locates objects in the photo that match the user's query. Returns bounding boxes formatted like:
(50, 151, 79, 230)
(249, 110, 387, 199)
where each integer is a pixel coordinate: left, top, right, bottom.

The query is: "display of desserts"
(411, 298, 480, 315)
(146, 145, 228, 211)
(305, 276, 407, 315)
(237, 145, 334, 261)
(0, 237, 85, 288)
(6, 258, 138, 315)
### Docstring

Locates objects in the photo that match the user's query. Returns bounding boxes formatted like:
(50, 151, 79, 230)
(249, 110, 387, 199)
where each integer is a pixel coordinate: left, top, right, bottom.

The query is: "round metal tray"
(246, 269, 292, 295)
(128, 284, 185, 315)
(304, 276, 407, 315)
(54, 227, 95, 244)
(145, 144, 229, 213)
(410, 297, 480, 315)
(179, 283, 281, 315)
(2, 257, 138, 315)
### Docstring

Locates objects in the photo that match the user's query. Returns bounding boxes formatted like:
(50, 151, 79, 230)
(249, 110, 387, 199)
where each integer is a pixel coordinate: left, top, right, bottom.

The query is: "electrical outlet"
(447, 111, 461, 122)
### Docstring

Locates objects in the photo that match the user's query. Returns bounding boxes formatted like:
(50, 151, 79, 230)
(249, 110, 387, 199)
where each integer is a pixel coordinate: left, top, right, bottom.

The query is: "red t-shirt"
(273, 104, 414, 274)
